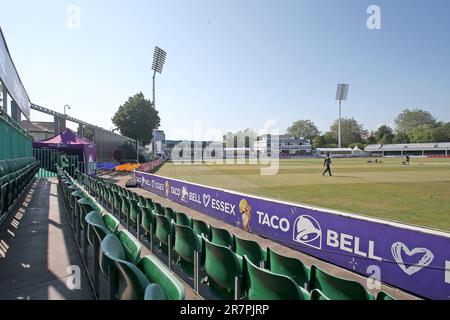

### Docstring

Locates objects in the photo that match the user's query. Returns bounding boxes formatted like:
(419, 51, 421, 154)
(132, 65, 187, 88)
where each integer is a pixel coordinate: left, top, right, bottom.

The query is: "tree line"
(287, 109, 450, 149)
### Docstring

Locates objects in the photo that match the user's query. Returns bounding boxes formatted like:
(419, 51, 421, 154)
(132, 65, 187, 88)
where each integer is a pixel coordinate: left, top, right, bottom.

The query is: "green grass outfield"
(155, 157, 450, 231)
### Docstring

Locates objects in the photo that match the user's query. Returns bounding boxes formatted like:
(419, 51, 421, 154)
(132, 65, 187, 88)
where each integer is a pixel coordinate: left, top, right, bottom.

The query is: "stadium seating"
(242, 256, 310, 300)
(164, 206, 176, 221)
(0, 158, 39, 216)
(192, 218, 211, 239)
(309, 265, 375, 300)
(266, 247, 310, 289)
(377, 291, 395, 300)
(210, 225, 234, 249)
(234, 235, 266, 268)
(310, 289, 330, 300)
(203, 235, 242, 300)
(173, 223, 202, 291)
(175, 211, 192, 227)
(137, 255, 185, 300)
(68, 171, 396, 301)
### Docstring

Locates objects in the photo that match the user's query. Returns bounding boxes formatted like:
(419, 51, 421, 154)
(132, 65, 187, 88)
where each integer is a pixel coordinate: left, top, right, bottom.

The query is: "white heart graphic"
(203, 194, 211, 208)
(391, 242, 434, 276)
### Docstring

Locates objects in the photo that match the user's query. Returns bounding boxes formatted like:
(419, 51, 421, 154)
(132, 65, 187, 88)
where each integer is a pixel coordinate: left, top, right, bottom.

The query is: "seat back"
(243, 256, 309, 300)
(113, 259, 150, 300)
(310, 289, 330, 300)
(129, 199, 140, 223)
(137, 255, 185, 300)
(267, 247, 309, 288)
(164, 207, 176, 221)
(117, 230, 142, 264)
(234, 235, 266, 267)
(192, 218, 210, 239)
(203, 235, 241, 295)
(103, 212, 120, 234)
(377, 291, 395, 300)
(100, 234, 126, 277)
(174, 223, 201, 264)
(155, 214, 173, 246)
(309, 265, 371, 300)
(210, 225, 234, 249)
(175, 211, 192, 227)
(141, 206, 155, 233)
(85, 211, 109, 246)
(153, 202, 164, 215)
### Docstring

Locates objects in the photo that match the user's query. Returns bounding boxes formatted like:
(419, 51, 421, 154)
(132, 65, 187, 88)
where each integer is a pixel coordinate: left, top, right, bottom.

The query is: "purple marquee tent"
(33, 128, 97, 165)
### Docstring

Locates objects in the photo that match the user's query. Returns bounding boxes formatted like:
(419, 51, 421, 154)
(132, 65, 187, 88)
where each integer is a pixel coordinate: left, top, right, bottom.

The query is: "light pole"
(151, 46, 167, 109)
(335, 84, 349, 148)
(64, 104, 71, 115)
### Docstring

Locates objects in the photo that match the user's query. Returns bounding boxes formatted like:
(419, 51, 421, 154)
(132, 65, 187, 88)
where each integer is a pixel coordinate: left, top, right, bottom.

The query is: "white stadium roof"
(365, 142, 450, 152)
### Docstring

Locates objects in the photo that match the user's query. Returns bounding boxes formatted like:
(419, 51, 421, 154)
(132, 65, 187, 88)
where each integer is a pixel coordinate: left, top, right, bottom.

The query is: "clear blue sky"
(2, 0, 450, 140)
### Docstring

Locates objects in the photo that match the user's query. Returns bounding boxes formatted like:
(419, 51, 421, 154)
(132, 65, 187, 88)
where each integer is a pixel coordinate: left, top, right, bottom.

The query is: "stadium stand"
(365, 142, 450, 156)
(70, 171, 394, 300)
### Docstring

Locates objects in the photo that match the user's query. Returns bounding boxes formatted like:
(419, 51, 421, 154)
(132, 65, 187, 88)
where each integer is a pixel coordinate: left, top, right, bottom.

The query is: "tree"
(330, 117, 364, 147)
(409, 125, 435, 143)
(394, 108, 437, 135)
(393, 131, 410, 144)
(112, 92, 161, 145)
(374, 125, 394, 144)
(431, 122, 450, 142)
(287, 120, 320, 140)
(313, 132, 337, 148)
(77, 125, 95, 142)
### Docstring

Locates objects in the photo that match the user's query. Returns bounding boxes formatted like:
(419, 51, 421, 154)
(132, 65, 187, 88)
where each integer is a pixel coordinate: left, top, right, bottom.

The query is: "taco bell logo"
(293, 215, 322, 250)
(181, 186, 189, 203)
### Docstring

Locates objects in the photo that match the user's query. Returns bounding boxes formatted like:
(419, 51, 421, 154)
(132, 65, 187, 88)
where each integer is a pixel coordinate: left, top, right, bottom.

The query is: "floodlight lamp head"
(336, 83, 349, 101)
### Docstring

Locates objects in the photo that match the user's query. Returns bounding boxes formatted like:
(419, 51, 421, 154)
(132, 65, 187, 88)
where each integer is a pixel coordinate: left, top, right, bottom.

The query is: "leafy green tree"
(409, 125, 435, 143)
(431, 122, 450, 142)
(374, 125, 394, 144)
(287, 120, 320, 140)
(330, 117, 364, 147)
(77, 125, 95, 142)
(393, 131, 410, 143)
(112, 92, 161, 145)
(394, 108, 437, 135)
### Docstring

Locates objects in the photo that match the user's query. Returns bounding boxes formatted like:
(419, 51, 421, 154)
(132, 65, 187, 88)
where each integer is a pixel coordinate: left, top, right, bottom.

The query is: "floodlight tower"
(151, 46, 167, 109)
(335, 83, 349, 148)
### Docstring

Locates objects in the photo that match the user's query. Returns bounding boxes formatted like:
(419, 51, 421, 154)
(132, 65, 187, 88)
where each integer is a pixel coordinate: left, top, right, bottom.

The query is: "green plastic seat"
(85, 211, 111, 247)
(101, 234, 150, 300)
(192, 218, 211, 239)
(234, 235, 266, 268)
(144, 284, 166, 300)
(129, 199, 140, 227)
(120, 195, 130, 221)
(210, 225, 234, 249)
(141, 206, 156, 235)
(153, 202, 164, 215)
(266, 247, 310, 289)
(377, 291, 395, 300)
(113, 192, 122, 217)
(144, 197, 154, 210)
(155, 214, 174, 253)
(175, 211, 192, 227)
(310, 289, 331, 300)
(203, 235, 242, 300)
(164, 207, 176, 221)
(243, 256, 310, 300)
(138, 255, 185, 300)
(309, 265, 374, 300)
(173, 223, 202, 291)
(116, 230, 142, 265)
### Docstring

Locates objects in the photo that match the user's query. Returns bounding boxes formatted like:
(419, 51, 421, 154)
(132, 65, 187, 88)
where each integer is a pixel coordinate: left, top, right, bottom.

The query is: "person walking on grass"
(323, 153, 333, 176)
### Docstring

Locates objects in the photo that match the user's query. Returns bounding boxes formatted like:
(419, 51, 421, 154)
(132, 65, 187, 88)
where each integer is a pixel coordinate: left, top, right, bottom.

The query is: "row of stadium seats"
(0, 158, 39, 217)
(80, 173, 396, 301)
(57, 169, 184, 300)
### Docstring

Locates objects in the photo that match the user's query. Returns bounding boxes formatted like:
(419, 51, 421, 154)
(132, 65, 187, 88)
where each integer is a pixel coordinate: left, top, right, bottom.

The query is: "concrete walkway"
(102, 172, 419, 300)
(0, 178, 94, 300)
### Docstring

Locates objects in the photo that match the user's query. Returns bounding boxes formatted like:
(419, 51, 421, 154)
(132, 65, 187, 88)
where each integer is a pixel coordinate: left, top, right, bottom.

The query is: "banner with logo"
(134, 171, 450, 300)
(0, 28, 30, 119)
